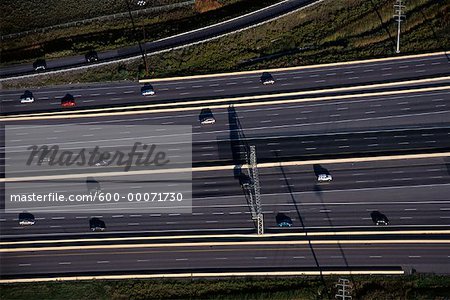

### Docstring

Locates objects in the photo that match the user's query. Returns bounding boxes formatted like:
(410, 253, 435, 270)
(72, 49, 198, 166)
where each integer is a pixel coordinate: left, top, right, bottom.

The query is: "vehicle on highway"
(18, 212, 35, 226)
(238, 173, 252, 187)
(141, 83, 155, 96)
(85, 51, 99, 63)
(371, 211, 389, 226)
(94, 159, 110, 167)
(89, 218, 106, 232)
(33, 59, 47, 71)
(276, 213, 292, 227)
(20, 90, 35, 103)
(199, 108, 216, 125)
(86, 177, 102, 194)
(317, 174, 332, 182)
(260, 72, 275, 85)
(61, 94, 76, 108)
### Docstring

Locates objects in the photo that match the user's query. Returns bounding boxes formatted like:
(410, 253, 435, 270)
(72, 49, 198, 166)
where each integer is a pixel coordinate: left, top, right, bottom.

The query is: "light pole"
(394, 0, 406, 54)
(124, 0, 148, 76)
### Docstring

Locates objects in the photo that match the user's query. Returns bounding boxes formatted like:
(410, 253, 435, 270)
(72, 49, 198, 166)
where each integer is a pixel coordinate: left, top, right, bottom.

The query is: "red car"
(61, 94, 76, 108)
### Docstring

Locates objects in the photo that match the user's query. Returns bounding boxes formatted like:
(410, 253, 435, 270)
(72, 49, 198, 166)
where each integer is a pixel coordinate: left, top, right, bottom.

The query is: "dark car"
(238, 173, 252, 187)
(61, 94, 76, 108)
(276, 213, 293, 227)
(86, 177, 101, 194)
(89, 218, 106, 232)
(85, 51, 98, 63)
(199, 108, 216, 125)
(371, 211, 389, 226)
(19, 212, 35, 226)
(33, 59, 47, 71)
(260, 72, 275, 85)
(141, 83, 155, 96)
(20, 90, 35, 103)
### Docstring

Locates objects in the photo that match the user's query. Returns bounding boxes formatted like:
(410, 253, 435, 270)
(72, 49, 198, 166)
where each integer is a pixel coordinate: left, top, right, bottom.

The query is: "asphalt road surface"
(1, 243, 449, 277)
(2, 53, 449, 114)
(2, 157, 449, 237)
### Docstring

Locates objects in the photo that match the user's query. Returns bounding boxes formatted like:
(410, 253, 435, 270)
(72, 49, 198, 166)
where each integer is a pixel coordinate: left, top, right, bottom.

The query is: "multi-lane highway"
(2, 157, 449, 237)
(1, 52, 450, 280)
(1, 52, 449, 114)
(2, 238, 450, 278)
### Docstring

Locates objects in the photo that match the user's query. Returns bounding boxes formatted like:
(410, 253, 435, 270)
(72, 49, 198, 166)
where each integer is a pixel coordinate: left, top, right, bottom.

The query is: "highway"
(1, 242, 449, 277)
(1, 53, 450, 279)
(0, 0, 319, 79)
(2, 157, 449, 237)
(1, 52, 449, 114)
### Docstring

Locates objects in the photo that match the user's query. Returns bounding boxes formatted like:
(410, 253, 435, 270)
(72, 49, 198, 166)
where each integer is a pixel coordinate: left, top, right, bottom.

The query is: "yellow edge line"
(0, 270, 405, 283)
(141, 51, 449, 82)
(3, 76, 449, 121)
(2, 230, 450, 246)
(3, 151, 450, 183)
(2, 239, 449, 253)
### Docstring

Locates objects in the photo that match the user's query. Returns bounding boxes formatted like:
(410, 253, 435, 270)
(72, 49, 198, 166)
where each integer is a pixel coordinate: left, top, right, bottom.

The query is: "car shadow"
(313, 164, 330, 177)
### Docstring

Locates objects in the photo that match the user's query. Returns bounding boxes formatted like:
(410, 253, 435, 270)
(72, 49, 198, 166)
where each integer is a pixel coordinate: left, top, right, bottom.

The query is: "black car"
(371, 211, 389, 226)
(276, 213, 293, 227)
(85, 51, 98, 63)
(33, 59, 47, 71)
(260, 72, 275, 85)
(89, 218, 106, 232)
(86, 177, 101, 194)
(19, 212, 35, 225)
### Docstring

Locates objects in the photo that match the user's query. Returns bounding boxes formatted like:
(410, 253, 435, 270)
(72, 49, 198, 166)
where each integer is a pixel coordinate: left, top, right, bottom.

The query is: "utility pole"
(125, 0, 148, 74)
(335, 278, 352, 300)
(249, 145, 264, 235)
(394, 0, 406, 53)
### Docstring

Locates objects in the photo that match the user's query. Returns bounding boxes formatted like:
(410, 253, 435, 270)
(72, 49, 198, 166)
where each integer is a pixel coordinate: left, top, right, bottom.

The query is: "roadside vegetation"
(0, 0, 280, 65)
(2, 275, 450, 299)
(3, 0, 448, 89)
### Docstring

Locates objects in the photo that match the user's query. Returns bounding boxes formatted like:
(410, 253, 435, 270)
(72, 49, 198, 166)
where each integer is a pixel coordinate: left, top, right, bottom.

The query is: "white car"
(200, 117, 216, 125)
(20, 91, 35, 103)
(199, 108, 216, 125)
(317, 174, 332, 182)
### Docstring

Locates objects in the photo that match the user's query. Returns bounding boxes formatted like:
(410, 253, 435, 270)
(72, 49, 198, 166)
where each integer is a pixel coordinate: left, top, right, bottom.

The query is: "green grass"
(0, 0, 187, 35)
(1, 275, 450, 300)
(3, 0, 448, 89)
(0, 0, 281, 65)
